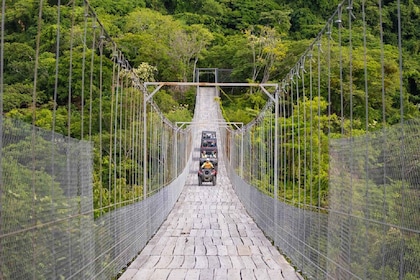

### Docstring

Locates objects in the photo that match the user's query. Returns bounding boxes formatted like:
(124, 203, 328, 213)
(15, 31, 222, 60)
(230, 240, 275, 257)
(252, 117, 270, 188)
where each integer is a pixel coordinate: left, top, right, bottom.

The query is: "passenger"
(201, 158, 214, 169)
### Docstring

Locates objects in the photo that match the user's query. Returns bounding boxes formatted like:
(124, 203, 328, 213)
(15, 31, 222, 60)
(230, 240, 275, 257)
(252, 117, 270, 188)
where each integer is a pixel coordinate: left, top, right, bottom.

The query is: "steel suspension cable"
(88, 17, 97, 141)
(295, 67, 301, 208)
(337, 5, 344, 136)
(282, 82, 288, 201)
(136, 87, 143, 199)
(50, 1, 63, 278)
(347, 0, 356, 274)
(377, 1, 388, 278)
(118, 65, 123, 207)
(108, 45, 117, 211)
(113, 51, 122, 209)
(300, 57, 308, 270)
(98, 28, 104, 215)
(301, 57, 308, 210)
(80, 4, 89, 140)
(326, 18, 333, 277)
(361, 1, 371, 279)
(270, 103, 274, 192)
(0, 0, 4, 274)
(396, 1, 406, 279)
(308, 51, 314, 210)
(0, 0, 4, 113)
(32, 1, 45, 277)
(316, 38, 322, 275)
(128, 75, 134, 203)
(290, 74, 295, 205)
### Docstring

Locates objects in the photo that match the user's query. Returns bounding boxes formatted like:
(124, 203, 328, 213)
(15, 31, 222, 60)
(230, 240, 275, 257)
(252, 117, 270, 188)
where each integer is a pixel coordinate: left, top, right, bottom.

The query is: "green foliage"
(151, 86, 195, 119)
(289, 7, 325, 39)
(118, 8, 213, 81)
(1, 157, 66, 279)
(89, 0, 146, 16)
(219, 89, 268, 123)
(277, 97, 333, 208)
(153, 90, 179, 112)
(133, 62, 158, 82)
(0, 121, 90, 278)
(4, 42, 36, 84)
(3, 0, 419, 212)
(165, 104, 193, 123)
(3, 83, 34, 111)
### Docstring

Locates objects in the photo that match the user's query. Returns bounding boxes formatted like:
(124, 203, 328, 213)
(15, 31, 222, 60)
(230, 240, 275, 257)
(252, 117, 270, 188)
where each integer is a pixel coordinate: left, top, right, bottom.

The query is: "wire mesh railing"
(221, 0, 420, 279)
(0, 0, 192, 279)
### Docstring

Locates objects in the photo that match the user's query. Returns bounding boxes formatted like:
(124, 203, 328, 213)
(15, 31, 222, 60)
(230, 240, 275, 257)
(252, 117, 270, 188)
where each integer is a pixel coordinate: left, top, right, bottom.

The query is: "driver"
(201, 158, 214, 169)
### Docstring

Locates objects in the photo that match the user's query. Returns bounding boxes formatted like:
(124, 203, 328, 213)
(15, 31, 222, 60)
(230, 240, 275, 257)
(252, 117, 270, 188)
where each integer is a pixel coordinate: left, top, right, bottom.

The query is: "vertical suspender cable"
(290, 75, 295, 205)
(149, 99, 153, 194)
(347, 5, 355, 270)
(129, 75, 134, 202)
(98, 29, 104, 215)
(296, 68, 301, 208)
(396, 1, 406, 279)
(113, 52, 121, 209)
(118, 64, 124, 206)
(295, 65, 303, 266)
(88, 17, 97, 141)
(137, 86, 143, 199)
(316, 38, 322, 271)
(81, 4, 89, 140)
(0, 0, 4, 277)
(326, 19, 333, 280)
(67, 0, 76, 272)
(32, 1, 45, 277)
(336, 5, 347, 277)
(300, 58, 308, 268)
(308, 51, 313, 209)
(337, 5, 344, 136)
(377, 0, 388, 278)
(108, 45, 117, 210)
(361, 1, 371, 279)
(50, 1, 63, 278)
(282, 84, 287, 203)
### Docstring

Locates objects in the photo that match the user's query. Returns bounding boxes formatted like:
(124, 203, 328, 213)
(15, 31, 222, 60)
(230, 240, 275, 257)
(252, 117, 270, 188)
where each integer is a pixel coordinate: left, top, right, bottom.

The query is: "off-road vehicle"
(198, 158, 217, 186)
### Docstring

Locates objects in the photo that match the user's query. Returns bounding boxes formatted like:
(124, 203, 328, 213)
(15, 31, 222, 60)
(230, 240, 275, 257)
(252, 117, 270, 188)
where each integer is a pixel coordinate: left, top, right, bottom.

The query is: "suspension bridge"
(0, 1, 419, 280)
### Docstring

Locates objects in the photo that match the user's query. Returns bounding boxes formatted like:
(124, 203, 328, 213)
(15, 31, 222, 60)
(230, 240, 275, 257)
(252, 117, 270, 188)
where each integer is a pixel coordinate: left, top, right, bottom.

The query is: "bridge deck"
(119, 87, 301, 280)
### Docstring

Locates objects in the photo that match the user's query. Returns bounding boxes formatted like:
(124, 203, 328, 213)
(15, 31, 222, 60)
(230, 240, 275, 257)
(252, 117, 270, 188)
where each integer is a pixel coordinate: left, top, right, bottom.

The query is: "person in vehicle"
(201, 158, 214, 169)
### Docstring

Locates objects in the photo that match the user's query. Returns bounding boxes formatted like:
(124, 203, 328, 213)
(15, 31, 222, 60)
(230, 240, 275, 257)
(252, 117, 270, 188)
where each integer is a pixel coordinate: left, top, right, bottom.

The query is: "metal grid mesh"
(328, 119, 420, 280)
(0, 117, 95, 279)
(91, 168, 188, 279)
(0, 116, 190, 279)
(219, 0, 420, 278)
(0, 0, 193, 277)
(222, 115, 420, 280)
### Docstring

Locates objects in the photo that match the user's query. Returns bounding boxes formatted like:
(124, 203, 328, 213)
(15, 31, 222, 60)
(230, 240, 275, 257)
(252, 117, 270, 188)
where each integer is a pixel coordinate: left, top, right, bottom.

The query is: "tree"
(167, 24, 213, 81)
(245, 26, 287, 83)
(120, 8, 213, 81)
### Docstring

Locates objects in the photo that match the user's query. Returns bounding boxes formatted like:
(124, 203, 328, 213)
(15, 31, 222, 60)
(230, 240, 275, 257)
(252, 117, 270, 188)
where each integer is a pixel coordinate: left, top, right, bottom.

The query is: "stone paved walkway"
(118, 87, 302, 280)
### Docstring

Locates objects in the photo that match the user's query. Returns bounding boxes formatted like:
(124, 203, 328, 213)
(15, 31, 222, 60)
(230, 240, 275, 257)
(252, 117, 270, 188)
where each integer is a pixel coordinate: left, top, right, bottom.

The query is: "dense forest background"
(4, 0, 420, 125)
(4, 0, 420, 209)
